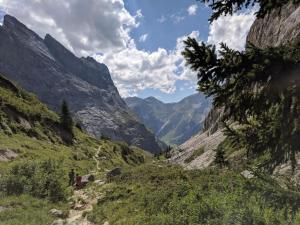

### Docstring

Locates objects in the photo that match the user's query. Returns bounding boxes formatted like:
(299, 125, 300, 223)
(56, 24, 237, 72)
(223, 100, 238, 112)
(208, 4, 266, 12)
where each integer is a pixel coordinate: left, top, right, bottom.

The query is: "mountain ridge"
(125, 93, 211, 145)
(0, 14, 161, 153)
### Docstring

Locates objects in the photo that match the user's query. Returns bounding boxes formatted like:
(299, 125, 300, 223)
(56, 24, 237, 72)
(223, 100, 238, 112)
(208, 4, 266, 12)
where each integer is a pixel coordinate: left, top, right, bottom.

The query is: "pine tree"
(60, 100, 74, 134)
(215, 147, 226, 168)
(197, 0, 300, 22)
(182, 37, 300, 171)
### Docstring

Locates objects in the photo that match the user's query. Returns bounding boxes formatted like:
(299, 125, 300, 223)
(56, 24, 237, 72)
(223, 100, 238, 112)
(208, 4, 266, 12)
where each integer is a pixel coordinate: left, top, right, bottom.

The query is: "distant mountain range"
(125, 94, 211, 145)
(0, 15, 161, 153)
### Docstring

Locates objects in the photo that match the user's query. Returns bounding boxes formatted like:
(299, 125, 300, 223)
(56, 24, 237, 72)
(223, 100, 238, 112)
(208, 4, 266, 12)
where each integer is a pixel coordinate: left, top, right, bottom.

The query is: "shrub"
(0, 160, 67, 202)
(184, 147, 205, 164)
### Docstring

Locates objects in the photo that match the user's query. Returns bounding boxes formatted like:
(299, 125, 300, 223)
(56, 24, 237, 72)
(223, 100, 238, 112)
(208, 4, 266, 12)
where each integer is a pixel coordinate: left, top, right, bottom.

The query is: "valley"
(0, 1, 300, 225)
(125, 94, 211, 145)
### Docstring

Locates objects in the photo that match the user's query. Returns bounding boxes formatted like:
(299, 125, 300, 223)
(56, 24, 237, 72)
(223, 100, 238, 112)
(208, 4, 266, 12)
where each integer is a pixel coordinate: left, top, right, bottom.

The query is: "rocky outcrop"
(0, 15, 161, 153)
(170, 129, 225, 170)
(202, 107, 224, 136)
(125, 94, 211, 145)
(247, 2, 300, 48)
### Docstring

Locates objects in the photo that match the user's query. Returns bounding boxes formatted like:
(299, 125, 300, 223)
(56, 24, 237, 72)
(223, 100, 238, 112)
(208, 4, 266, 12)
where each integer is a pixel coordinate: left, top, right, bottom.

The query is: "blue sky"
(122, 0, 211, 102)
(0, 0, 255, 103)
(125, 0, 211, 51)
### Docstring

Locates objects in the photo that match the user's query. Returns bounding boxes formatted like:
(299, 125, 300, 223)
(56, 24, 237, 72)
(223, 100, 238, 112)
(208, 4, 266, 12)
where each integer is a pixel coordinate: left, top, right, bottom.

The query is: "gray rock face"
(247, 2, 300, 48)
(125, 94, 211, 145)
(202, 107, 224, 136)
(0, 15, 161, 153)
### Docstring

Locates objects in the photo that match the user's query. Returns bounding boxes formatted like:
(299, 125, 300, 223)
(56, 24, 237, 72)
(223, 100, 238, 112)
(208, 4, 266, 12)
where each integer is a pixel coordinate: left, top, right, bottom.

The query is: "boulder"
(0, 149, 18, 162)
(81, 174, 95, 184)
(49, 209, 65, 218)
(50, 219, 64, 225)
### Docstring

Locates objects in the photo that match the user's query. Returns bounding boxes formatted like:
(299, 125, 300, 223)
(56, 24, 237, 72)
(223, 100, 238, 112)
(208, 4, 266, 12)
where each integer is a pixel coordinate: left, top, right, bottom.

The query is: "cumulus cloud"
(0, 0, 140, 55)
(188, 4, 198, 16)
(157, 15, 166, 23)
(170, 13, 185, 24)
(207, 9, 256, 51)
(0, 0, 256, 97)
(0, 0, 200, 97)
(94, 30, 200, 97)
(139, 33, 148, 43)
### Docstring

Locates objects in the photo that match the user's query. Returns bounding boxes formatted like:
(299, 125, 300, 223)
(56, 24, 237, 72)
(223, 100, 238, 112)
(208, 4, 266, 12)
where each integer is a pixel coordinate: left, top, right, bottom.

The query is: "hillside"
(0, 73, 151, 225)
(0, 15, 161, 154)
(125, 94, 211, 145)
(1, 72, 300, 225)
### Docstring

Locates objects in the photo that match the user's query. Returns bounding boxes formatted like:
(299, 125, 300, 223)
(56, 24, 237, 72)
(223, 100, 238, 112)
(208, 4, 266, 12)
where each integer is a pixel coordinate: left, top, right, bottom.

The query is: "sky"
(0, 0, 256, 103)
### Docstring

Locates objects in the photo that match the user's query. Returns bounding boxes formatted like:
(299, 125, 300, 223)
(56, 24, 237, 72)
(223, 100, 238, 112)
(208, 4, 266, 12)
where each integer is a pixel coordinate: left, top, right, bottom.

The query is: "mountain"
(0, 15, 161, 154)
(125, 94, 211, 145)
(0, 72, 152, 224)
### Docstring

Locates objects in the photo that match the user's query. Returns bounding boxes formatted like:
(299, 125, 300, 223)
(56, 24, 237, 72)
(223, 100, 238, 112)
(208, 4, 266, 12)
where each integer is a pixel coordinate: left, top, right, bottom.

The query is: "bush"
(0, 160, 67, 202)
(184, 147, 205, 164)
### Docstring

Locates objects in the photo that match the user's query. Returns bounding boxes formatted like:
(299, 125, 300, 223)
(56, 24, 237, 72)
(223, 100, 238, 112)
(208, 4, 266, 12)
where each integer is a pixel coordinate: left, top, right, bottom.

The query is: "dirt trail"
(51, 145, 108, 225)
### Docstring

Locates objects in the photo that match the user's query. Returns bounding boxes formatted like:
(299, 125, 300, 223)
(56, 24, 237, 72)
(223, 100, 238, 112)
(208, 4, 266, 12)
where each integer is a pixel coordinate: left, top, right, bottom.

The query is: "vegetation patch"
(87, 163, 300, 225)
(184, 147, 205, 163)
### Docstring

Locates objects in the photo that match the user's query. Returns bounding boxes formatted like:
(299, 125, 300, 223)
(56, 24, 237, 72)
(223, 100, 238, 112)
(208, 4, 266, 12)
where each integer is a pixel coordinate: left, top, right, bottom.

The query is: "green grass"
(0, 73, 152, 225)
(0, 195, 68, 225)
(184, 147, 205, 164)
(87, 163, 300, 225)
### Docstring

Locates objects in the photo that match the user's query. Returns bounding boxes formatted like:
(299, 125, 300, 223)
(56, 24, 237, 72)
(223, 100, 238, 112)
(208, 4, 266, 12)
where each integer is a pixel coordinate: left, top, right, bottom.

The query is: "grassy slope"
(2, 73, 300, 225)
(0, 74, 150, 225)
(88, 162, 300, 225)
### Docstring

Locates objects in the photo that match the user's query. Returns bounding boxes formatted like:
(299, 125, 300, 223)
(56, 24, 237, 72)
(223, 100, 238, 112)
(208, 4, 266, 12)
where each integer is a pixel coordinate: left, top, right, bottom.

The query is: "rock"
(106, 167, 122, 179)
(51, 219, 65, 225)
(81, 174, 95, 183)
(49, 209, 65, 218)
(0, 149, 18, 162)
(0, 206, 9, 213)
(0, 15, 162, 154)
(241, 170, 255, 179)
(73, 204, 85, 210)
(171, 129, 225, 170)
(94, 180, 105, 186)
(247, 2, 300, 48)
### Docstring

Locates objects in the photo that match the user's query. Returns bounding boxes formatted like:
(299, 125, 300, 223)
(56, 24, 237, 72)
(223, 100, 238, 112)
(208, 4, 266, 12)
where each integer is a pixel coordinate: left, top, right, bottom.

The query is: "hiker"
(68, 169, 75, 186)
(75, 173, 82, 189)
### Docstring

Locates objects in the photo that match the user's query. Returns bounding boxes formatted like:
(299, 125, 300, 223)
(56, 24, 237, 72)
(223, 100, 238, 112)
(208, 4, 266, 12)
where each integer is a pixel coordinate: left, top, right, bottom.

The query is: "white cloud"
(94, 30, 200, 97)
(0, 0, 201, 97)
(207, 9, 256, 51)
(136, 9, 143, 18)
(139, 33, 148, 43)
(0, 0, 257, 98)
(188, 4, 198, 16)
(170, 13, 185, 24)
(0, 0, 139, 55)
(157, 15, 166, 23)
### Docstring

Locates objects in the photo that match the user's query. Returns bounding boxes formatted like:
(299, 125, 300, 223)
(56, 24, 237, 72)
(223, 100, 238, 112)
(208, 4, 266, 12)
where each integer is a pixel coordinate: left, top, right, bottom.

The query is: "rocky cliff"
(0, 15, 161, 154)
(125, 94, 211, 145)
(247, 2, 300, 48)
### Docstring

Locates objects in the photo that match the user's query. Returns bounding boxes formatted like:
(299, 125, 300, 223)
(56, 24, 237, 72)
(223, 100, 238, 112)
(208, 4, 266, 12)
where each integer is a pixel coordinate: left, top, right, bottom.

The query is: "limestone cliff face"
(247, 2, 300, 48)
(0, 15, 161, 154)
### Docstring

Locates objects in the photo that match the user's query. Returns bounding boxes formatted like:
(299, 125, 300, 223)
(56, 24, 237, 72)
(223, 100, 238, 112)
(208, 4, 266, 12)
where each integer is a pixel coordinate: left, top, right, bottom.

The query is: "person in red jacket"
(75, 173, 82, 189)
